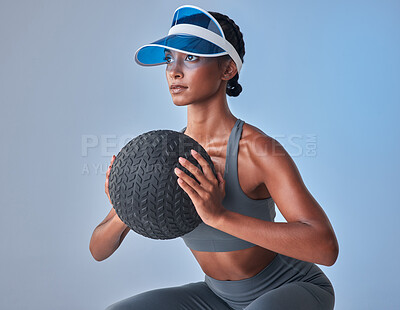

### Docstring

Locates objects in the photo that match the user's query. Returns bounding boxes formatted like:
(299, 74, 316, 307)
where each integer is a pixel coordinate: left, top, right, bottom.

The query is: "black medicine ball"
(108, 129, 218, 240)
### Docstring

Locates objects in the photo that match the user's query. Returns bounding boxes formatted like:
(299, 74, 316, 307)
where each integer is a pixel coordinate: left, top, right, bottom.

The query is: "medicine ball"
(108, 129, 217, 240)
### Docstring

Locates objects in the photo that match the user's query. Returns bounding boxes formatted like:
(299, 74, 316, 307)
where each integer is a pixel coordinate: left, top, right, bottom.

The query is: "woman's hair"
(208, 11, 245, 97)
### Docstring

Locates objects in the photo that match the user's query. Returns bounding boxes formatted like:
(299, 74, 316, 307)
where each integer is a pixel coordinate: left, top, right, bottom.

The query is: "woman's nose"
(167, 61, 184, 78)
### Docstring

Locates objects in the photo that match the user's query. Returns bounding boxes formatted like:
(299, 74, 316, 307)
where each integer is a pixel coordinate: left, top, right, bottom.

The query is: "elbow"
(321, 234, 339, 266)
(308, 222, 339, 266)
(89, 246, 100, 262)
(89, 242, 106, 262)
(322, 244, 338, 266)
(90, 249, 106, 262)
(91, 252, 104, 262)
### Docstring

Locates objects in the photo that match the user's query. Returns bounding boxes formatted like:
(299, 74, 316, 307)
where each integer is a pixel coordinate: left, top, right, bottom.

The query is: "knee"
(104, 300, 135, 310)
(104, 287, 181, 310)
(104, 303, 126, 310)
(104, 291, 155, 310)
(245, 282, 334, 310)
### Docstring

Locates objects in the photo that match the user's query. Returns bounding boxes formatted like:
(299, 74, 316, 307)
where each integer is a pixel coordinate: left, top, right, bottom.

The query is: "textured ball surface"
(108, 129, 217, 240)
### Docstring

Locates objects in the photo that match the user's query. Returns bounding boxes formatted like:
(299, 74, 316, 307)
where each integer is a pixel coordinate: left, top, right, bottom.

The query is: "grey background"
(1, 0, 399, 309)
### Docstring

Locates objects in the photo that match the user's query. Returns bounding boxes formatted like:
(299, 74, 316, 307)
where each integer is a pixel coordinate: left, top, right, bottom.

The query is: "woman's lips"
(170, 86, 188, 94)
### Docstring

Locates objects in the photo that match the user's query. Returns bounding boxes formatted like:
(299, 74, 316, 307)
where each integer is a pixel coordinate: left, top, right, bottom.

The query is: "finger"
(109, 156, 115, 167)
(190, 149, 216, 182)
(107, 156, 116, 176)
(175, 167, 206, 196)
(106, 176, 110, 191)
(107, 158, 114, 172)
(177, 177, 201, 203)
(178, 156, 211, 188)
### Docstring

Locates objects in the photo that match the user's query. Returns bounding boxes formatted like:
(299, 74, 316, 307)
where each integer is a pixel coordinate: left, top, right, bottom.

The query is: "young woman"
(90, 5, 339, 310)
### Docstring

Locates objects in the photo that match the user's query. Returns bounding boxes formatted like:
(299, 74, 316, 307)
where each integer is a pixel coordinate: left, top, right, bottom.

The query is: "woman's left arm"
(212, 136, 339, 266)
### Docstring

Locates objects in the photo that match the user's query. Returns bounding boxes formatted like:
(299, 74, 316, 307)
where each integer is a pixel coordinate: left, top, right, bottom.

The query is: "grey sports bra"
(179, 119, 276, 252)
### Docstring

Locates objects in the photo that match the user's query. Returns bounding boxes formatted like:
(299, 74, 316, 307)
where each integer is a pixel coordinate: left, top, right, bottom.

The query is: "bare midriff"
(190, 246, 277, 281)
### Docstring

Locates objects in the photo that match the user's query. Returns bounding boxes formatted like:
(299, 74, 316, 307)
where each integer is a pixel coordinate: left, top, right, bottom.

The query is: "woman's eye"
(164, 54, 198, 64)
(186, 55, 198, 61)
(164, 55, 172, 63)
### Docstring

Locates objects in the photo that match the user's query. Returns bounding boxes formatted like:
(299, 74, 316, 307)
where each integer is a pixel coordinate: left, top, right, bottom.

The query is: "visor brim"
(134, 34, 228, 66)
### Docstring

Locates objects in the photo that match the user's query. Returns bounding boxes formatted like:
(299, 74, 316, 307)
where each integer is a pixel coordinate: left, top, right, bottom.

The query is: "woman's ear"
(222, 59, 238, 80)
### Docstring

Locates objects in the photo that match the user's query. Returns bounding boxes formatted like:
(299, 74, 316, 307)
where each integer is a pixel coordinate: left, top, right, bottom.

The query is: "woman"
(90, 5, 339, 310)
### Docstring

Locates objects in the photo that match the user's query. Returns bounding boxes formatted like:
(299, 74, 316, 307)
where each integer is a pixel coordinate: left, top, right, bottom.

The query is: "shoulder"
(241, 122, 306, 208)
(241, 121, 295, 177)
(241, 121, 285, 159)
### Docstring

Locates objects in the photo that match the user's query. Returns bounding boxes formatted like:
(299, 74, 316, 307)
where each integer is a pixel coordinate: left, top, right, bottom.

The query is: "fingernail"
(191, 149, 197, 155)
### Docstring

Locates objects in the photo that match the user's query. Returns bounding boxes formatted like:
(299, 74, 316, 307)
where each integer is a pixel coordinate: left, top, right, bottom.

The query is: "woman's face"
(164, 49, 226, 105)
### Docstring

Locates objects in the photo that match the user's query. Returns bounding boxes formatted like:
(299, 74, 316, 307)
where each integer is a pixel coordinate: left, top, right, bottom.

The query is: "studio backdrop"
(0, 0, 399, 309)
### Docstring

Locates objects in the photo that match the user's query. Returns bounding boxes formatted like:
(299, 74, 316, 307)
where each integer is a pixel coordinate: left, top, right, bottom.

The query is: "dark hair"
(208, 11, 245, 97)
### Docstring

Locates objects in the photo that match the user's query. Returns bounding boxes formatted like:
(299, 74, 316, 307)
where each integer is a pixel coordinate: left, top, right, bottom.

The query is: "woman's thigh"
(244, 281, 335, 310)
(105, 281, 233, 310)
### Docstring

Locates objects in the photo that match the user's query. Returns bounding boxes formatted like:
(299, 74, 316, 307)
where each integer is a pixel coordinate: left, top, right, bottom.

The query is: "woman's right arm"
(89, 154, 130, 261)
(89, 207, 130, 261)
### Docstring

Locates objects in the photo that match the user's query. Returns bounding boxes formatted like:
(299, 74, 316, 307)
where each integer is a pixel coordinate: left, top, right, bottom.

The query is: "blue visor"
(135, 34, 227, 66)
(134, 5, 230, 67)
(170, 6, 224, 37)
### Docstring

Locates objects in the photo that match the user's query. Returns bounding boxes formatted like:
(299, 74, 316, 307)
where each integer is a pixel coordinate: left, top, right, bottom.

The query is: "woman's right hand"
(105, 155, 116, 205)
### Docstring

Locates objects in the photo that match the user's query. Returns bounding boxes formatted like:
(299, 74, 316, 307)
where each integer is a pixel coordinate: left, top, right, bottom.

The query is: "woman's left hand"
(175, 149, 227, 226)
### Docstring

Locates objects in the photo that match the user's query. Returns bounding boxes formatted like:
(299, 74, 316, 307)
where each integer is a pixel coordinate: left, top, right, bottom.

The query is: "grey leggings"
(105, 253, 335, 310)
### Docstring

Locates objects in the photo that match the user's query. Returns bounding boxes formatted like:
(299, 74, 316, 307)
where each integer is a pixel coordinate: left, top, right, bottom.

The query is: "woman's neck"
(185, 104, 237, 143)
